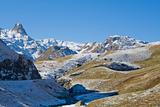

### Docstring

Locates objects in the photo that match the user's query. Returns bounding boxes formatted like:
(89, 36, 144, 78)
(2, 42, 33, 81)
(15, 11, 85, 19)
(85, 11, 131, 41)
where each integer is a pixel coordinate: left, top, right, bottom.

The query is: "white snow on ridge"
(57, 40, 85, 52)
(0, 25, 85, 59)
(0, 23, 149, 60)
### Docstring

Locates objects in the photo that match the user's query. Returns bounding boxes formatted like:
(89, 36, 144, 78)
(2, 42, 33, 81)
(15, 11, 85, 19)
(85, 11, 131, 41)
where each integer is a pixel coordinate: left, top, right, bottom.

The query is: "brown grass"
(86, 45, 160, 107)
(34, 61, 44, 65)
(54, 55, 73, 63)
(87, 91, 160, 107)
(64, 45, 160, 107)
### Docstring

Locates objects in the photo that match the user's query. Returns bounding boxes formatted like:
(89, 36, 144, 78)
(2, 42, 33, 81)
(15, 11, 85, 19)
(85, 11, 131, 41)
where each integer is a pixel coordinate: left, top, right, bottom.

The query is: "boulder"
(106, 61, 140, 71)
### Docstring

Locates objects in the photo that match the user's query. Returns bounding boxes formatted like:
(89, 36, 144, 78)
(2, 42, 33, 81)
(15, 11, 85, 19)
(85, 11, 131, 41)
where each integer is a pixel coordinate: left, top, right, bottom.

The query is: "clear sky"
(0, 0, 160, 42)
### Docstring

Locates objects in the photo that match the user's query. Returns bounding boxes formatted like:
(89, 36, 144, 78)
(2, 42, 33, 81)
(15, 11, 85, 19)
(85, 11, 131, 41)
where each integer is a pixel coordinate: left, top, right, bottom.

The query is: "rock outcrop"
(106, 61, 140, 71)
(0, 40, 41, 80)
(37, 46, 77, 61)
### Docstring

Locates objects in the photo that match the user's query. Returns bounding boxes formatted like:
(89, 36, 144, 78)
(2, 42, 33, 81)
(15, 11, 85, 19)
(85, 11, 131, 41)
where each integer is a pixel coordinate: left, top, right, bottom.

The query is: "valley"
(0, 23, 160, 107)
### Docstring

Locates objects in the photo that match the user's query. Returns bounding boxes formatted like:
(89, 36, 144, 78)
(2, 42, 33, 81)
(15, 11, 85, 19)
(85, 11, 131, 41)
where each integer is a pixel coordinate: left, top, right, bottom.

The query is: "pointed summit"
(11, 22, 27, 35)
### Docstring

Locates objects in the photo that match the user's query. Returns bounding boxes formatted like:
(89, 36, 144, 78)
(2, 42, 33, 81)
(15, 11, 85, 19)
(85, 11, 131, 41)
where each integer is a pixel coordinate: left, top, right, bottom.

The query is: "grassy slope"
(87, 45, 160, 107)
(64, 45, 160, 106)
(36, 47, 53, 61)
(53, 55, 73, 63)
(35, 55, 73, 64)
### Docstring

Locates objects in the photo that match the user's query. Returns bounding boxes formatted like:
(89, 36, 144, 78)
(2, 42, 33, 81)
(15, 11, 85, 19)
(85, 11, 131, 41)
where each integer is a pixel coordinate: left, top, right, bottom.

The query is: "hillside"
(0, 33, 159, 106)
(58, 44, 160, 106)
(89, 45, 160, 107)
(0, 79, 69, 107)
(1, 23, 160, 107)
(37, 46, 77, 61)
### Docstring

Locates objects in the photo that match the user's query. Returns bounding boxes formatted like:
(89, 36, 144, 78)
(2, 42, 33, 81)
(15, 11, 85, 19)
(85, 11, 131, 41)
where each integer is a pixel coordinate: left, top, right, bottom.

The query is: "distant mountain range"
(81, 35, 148, 53)
(0, 23, 83, 59)
(0, 23, 148, 60)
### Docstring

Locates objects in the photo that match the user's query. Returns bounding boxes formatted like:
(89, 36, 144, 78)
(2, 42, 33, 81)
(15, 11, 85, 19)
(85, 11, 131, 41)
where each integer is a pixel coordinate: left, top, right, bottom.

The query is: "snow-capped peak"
(11, 22, 27, 35)
(0, 23, 84, 59)
(6, 23, 32, 41)
(79, 35, 148, 53)
(0, 23, 37, 59)
(103, 35, 148, 49)
(38, 38, 58, 47)
(0, 23, 149, 60)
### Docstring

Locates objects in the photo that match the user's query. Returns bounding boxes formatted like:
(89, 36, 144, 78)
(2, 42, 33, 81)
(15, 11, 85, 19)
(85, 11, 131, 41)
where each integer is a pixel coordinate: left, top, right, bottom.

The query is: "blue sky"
(0, 0, 160, 42)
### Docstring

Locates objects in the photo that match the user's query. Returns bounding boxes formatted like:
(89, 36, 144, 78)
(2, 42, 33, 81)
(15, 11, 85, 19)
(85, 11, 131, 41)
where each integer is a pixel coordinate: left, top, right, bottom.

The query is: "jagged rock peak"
(106, 35, 133, 41)
(11, 22, 27, 35)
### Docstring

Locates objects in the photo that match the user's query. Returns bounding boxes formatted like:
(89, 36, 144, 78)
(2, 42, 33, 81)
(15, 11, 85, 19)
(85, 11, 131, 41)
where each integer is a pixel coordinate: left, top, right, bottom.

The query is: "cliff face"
(0, 40, 41, 80)
(0, 55, 41, 80)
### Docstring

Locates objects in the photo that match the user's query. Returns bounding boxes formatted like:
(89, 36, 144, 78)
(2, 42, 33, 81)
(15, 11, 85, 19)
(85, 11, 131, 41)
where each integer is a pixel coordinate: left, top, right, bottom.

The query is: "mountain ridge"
(0, 23, 148, 60)
(0, 23, 83, 59)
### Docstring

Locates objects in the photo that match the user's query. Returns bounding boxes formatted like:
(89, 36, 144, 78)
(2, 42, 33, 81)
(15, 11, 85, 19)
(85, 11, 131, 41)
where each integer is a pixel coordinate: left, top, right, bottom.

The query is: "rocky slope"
(0, 79, 69, 106)
(1, 23, 159, 107)
(81, 35, 148, 53)
(0, 39, 41, 80)
(35, 53, 95, 79)
(58, 44, 160, 106)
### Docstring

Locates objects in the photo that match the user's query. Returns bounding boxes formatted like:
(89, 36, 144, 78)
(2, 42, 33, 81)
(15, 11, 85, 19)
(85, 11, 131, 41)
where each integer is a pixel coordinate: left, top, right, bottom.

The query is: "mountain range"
(0, 23, 160, 106)
(0, 23, 83, 59)
(0, 23, 148, 60)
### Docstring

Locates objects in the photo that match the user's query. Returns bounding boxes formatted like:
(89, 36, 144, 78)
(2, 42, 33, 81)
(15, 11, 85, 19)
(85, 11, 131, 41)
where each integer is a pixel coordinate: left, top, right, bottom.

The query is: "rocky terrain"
(0, 23, 160, 107)
(80, 35, 147, 53)
(0, 40, 41, 80)
(37, 46, 77, 61)
(58, 44, 160, 106)
(36, 53, 95, 79)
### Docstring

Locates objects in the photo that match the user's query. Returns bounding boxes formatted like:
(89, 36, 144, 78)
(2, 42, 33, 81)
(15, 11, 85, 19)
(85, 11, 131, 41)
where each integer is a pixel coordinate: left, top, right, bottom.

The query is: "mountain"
(80, 42, 101, 53)
(10, 22, 28, 36)
(0, 39, 41, 80)
(0, 23, 148, 60)
(37, 46, 77, 61)
(0, 23, 44, 59)
(102, 35, 148, 50)
(57, 40, 84, 51)
(80, 35, 148, 53)
(0, 23, 159, 107)
(38, 38, 84, 52)
(0, 23, 83, 59)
